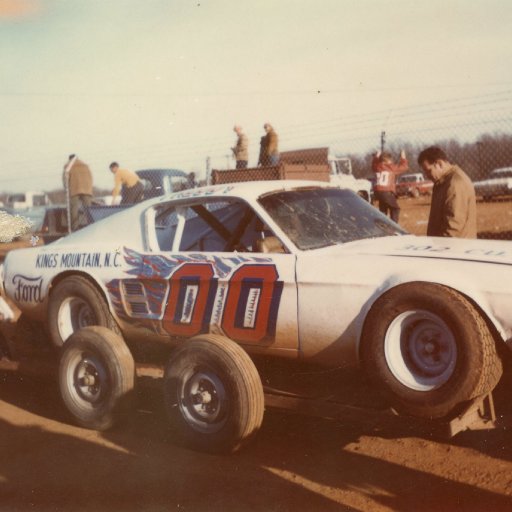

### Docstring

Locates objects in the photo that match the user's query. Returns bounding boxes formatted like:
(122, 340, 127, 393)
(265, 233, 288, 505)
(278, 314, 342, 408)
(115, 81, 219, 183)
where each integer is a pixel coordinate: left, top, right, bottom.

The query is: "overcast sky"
(1, 0, 511, 192)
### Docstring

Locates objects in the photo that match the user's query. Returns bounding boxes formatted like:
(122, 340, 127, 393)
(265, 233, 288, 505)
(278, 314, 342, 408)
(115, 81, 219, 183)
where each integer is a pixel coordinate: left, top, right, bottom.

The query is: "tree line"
(348, 130, 512, 181)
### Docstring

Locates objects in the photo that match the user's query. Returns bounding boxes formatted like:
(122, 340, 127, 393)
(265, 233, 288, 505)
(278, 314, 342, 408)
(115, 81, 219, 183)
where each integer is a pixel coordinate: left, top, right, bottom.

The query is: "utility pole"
(476, 141, 483, 178)
(380, 131, 386, 153)
(205, 156, 211, 185)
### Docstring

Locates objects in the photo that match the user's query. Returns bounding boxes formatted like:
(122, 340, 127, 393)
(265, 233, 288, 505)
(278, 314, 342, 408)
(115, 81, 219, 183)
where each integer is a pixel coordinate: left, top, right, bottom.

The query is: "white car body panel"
(296, 236, 512, 365)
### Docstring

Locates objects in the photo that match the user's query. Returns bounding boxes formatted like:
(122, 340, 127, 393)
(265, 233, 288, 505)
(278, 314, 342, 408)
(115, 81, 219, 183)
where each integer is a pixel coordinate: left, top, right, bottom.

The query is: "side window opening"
(151, 199, 287, 253)
(154, 205, 179, 251)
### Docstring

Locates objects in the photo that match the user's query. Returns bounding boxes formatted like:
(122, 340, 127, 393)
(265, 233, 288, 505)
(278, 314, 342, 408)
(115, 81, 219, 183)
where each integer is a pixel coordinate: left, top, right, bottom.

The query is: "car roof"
(54, 179, 336, 246)
(150, 179, 335, 205)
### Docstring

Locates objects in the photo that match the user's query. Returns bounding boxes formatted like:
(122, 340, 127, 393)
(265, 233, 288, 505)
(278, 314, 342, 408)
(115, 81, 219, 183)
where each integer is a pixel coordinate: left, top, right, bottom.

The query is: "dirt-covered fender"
(356, 268, 512, 355)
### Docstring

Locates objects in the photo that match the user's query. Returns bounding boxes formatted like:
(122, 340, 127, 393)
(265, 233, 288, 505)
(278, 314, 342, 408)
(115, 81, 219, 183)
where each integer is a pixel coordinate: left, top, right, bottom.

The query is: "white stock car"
(2, 180, 512, 452)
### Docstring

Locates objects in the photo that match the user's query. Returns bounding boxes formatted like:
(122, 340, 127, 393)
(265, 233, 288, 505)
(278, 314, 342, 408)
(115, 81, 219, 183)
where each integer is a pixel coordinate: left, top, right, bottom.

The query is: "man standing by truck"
(372, 149, 408, 223)
(231, 125, 249, 169)
(63, 154, 93, 231)
(110, 162, 144, 204)
(258, 123, 279, 166)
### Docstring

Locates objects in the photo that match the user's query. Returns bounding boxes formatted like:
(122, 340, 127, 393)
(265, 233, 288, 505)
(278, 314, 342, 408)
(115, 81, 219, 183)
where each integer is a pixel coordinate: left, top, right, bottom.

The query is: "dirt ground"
(1, 197, 512, 512)
(398, 195, 512, 239)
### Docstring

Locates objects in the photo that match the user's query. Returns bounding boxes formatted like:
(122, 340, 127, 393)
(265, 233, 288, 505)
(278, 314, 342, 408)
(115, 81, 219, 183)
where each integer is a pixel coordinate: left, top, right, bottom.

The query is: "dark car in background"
(136, 168, 190, 199)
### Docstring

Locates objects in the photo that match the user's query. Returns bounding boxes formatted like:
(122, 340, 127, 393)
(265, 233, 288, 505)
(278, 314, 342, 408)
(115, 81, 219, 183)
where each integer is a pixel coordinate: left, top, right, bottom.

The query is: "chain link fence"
(348, 126, 512, 241)
(1, 93, 512, 242)
(212, 103, 512, 240)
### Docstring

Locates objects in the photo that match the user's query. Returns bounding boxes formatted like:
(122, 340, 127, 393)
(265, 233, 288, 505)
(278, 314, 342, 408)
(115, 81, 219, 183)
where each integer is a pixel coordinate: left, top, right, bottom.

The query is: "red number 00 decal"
(222, 265, 281, 342)
(162, 263, 217, 337)
(162, 263, 282, 343)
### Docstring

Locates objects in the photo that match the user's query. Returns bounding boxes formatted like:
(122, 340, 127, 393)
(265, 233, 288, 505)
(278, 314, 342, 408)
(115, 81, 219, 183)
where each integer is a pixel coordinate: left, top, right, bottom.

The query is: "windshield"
(259, 187, 406, 250)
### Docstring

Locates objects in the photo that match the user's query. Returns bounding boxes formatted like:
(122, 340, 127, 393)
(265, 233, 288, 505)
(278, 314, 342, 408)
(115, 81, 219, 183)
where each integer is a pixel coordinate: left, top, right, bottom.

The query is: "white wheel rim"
(177, 368, 228, 434)
(384, 309, 457, 391)
(58, 297, 96, 344)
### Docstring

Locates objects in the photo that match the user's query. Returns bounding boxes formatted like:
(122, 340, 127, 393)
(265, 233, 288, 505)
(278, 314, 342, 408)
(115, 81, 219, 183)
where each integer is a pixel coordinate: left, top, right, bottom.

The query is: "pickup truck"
(473, 167, 512, 201)
(280, 147, 373, 201)
(211, 147, 373, 201)
(395, 173, 433, 198)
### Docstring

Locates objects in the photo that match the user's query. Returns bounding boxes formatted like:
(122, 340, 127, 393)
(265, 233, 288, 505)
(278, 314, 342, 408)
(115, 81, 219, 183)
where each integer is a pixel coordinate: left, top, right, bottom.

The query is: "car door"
(134, 197, 299, 354)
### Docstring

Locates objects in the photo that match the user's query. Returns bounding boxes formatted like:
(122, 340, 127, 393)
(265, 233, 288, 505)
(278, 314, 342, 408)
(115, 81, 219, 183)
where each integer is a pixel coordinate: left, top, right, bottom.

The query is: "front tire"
(48, 275, 120, 348)
(360, 282, 502, 419)
(163, 334, 264, 454)
(59, 326, 135, 431)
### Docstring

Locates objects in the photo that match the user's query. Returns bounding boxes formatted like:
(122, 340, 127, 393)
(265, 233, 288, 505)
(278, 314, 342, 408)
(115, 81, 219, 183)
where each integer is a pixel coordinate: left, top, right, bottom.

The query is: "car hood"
(314, 234, 512, 266)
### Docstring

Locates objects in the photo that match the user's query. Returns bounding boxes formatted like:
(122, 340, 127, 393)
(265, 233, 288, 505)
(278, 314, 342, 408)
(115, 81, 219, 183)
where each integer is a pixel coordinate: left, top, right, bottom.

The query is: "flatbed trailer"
(210, 162, 330, 185)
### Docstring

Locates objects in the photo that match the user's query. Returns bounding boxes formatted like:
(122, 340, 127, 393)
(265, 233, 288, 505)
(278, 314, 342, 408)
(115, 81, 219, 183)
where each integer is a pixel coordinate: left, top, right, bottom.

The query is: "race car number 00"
(162, 263, 282, 343)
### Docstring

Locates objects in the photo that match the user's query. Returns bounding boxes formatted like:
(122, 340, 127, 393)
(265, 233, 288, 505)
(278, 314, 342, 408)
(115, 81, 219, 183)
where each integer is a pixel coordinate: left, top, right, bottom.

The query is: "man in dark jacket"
(258, 123, 279, 166)
(418, 146, 477, 238)
(63, 154, 93, 231)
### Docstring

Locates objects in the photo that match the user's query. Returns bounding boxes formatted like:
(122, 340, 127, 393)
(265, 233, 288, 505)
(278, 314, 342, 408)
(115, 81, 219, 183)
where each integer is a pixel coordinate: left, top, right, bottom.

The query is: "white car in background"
(473, 166, 512, 201)
(1, 181, 511, 452)
(396, 173, 434, 198)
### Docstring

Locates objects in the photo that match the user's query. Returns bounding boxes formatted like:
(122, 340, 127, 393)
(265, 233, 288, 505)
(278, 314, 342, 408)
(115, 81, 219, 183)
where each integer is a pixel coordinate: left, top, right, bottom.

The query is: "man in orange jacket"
(372, 149, 408, 223)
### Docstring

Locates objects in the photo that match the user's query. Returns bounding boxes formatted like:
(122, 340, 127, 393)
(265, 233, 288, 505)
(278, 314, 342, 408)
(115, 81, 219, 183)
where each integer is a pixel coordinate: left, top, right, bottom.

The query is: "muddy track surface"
(1, 347, 512, 512)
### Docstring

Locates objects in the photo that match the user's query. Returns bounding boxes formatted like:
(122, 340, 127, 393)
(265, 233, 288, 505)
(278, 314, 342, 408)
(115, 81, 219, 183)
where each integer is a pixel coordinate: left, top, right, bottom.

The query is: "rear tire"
(59, 326, 135, 431)
(360, 282, 502, 419)
(163, 334, 264, 454)
(48, 275, 120, 348)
